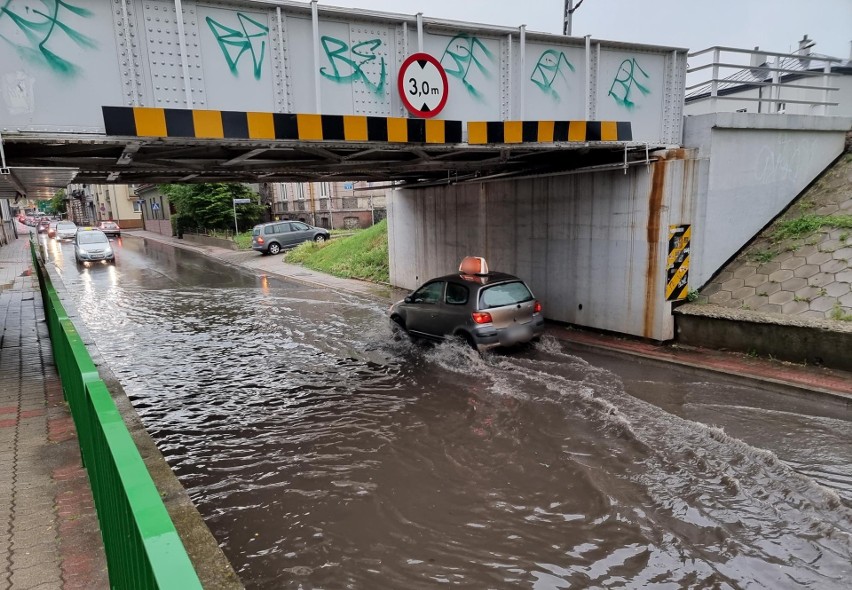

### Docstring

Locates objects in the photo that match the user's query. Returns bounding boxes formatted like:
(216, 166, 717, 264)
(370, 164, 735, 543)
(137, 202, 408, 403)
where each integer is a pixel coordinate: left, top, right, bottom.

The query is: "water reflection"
(52, 236, 852, 589)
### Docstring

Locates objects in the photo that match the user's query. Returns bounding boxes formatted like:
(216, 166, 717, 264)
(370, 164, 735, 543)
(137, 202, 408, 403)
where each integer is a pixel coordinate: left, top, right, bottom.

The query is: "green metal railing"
(31, 241, 202, 589)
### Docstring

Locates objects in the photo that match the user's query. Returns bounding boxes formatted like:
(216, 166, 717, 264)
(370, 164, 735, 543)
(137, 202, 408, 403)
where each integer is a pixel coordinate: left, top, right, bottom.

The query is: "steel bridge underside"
(0, 137, 656, 199)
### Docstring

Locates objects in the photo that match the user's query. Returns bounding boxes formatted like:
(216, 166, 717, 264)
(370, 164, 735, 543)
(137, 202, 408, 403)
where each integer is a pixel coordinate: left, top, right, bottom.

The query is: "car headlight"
(104, 247, 113, 255)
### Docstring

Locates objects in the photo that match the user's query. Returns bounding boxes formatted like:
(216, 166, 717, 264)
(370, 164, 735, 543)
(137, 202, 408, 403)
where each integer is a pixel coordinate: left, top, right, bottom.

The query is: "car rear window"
(479, 281, 533, 309)
(252, 227, 261, 236)
(58, 222, 75, 229)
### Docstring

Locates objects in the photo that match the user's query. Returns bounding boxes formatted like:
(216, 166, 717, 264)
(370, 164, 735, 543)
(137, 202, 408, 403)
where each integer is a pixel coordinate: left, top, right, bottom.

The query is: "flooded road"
(45, 234, 852, 589)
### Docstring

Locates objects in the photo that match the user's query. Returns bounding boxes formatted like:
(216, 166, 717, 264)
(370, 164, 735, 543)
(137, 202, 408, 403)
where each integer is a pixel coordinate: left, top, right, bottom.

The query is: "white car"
(74, 229, 115, 264)
(55, 221, 78, 240)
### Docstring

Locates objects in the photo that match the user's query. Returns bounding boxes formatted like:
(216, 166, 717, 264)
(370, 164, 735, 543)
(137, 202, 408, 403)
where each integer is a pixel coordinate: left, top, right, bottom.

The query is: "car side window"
(292, 222, 310, 231)
(264, 225, 275, 235)
(412, 282, 444, 304)
(445, 283, 469, 305)
(274, 224, 290, 233)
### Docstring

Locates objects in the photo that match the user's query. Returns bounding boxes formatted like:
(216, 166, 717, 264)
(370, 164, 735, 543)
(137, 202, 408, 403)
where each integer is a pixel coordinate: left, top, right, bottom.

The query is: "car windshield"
(78, 232, 108, 245)
(479, 281, 534, 309)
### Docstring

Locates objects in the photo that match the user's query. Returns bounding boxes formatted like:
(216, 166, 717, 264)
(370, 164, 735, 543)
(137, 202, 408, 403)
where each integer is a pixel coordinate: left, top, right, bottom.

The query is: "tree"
(160, 183, 265, 233)
(47, 189, 67, 216)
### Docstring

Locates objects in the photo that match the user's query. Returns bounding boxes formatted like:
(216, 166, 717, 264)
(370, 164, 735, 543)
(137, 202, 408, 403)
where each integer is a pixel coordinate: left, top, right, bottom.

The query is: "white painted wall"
(388, 151, 696, 340)
(684, 113, 850, 286)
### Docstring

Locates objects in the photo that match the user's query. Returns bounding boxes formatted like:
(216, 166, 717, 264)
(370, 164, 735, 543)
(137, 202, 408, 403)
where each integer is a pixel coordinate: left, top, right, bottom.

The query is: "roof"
(432, 271, 523, 287)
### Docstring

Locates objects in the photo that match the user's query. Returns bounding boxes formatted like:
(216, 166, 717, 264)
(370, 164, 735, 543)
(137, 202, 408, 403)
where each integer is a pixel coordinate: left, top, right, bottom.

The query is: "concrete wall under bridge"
(388, 150, 697, 341)
(684, 113, 851, 287)
(388, 114, 851, 341)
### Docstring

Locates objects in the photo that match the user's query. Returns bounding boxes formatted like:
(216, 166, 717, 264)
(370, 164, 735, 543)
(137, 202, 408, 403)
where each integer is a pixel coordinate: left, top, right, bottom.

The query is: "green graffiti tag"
(530, 49, 575, 101)
(440, 34, 495, 100)
(608, 57, 650, 109)
(206, 13, 268, 80)
(0, 0, 96, 76)
(319, 36, 386, 96)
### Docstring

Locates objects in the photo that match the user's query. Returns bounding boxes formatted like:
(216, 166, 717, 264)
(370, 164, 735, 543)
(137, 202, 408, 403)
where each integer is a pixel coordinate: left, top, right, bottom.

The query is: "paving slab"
(0, 230, 108, 590)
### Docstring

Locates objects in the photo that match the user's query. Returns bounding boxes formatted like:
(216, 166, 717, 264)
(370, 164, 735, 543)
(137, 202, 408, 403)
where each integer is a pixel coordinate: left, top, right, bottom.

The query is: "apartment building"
(269, 181, 388, 229)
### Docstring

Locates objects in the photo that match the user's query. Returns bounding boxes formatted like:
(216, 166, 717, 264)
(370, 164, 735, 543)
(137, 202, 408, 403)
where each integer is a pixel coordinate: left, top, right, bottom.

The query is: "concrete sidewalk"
(0, 233, 108, 589)
(129, 229, 852, 402)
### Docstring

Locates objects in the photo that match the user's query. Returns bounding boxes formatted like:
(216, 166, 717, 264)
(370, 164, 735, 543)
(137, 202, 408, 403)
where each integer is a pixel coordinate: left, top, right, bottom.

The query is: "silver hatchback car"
(74, 228, 115, 264)
(389, 258, 544, 351)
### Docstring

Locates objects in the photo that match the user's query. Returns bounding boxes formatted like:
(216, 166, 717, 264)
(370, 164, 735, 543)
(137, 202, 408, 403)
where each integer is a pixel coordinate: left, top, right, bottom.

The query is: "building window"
(133, 200, 142, 212)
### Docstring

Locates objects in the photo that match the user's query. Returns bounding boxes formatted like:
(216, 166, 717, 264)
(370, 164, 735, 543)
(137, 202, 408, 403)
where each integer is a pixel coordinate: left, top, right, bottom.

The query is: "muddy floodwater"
(49, 235, 852, 589)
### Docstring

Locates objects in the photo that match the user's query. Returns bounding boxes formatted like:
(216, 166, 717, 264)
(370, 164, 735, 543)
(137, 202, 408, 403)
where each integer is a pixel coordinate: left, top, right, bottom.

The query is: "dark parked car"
(251, 221, 330, 255)
(389, 257, 544, 351)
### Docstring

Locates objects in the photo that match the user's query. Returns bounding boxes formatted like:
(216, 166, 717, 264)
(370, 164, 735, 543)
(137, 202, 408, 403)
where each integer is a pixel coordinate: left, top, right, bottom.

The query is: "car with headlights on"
(388, 257, 544, 351)
(74, 228, 115, 264)
(55, 221, 78, 240)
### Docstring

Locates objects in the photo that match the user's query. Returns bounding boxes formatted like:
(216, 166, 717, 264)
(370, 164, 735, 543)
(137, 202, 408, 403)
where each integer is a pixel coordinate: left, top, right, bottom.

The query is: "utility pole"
(563, 0, 584, 36)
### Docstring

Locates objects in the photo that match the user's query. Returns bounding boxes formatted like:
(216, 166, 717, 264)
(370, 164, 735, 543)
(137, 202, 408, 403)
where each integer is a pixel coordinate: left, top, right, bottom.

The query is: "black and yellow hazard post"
(666, 224, 691, 302)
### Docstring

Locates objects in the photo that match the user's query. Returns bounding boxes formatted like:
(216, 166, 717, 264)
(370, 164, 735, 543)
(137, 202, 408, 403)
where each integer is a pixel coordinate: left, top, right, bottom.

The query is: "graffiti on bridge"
(530, 49, 575, 101)
(0, 0, 96, 76)
(206, 13, 269, 80)
(608, 57, 650, 109)
(440, 33, 495, 101)
(320, 36, 387, 96)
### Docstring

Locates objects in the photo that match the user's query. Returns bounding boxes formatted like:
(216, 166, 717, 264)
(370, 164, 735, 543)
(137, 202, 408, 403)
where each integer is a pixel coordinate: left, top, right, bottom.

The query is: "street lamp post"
(233, 198, 251, 236)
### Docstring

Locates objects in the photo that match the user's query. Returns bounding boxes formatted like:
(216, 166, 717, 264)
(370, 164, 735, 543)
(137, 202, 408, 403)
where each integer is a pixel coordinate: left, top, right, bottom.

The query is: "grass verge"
(285, 219, 389, 283)
(772, 214, 852, 242)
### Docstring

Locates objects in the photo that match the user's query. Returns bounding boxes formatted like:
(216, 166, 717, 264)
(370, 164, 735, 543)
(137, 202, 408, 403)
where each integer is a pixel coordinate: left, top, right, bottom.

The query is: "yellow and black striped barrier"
(102, 107, 464, 144)
(666, 224, 691, 302)
(468, 120, 632, 144)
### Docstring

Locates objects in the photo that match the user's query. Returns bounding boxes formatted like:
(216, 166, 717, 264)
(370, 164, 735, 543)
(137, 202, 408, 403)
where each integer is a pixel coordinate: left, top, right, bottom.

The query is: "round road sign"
(397, 53, 449, 118)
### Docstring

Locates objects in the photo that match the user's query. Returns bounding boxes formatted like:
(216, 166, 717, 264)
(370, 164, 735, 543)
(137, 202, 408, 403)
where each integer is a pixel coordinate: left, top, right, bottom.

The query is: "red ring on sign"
(397, 52, 449, 118)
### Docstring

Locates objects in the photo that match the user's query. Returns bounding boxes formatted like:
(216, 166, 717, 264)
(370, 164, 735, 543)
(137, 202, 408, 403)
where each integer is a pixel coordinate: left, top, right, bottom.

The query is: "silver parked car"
(389, 257, 544, 351)
(55, 221, 78, 240)
(74, 228, 115, 264)
(251, 221, 330, 255)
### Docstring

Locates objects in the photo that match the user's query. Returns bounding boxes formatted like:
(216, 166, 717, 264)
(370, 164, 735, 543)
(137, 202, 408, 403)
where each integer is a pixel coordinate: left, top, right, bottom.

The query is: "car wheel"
(268, 242, 282, 255)
(390, 316, 408, 340)
(456, 331, 478, 350)
(314, 234, 327, 243)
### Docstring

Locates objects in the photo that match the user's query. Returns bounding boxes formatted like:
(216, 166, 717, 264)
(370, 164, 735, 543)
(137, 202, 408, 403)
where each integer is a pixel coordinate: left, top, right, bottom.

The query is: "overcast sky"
(319, 0, 852, 60)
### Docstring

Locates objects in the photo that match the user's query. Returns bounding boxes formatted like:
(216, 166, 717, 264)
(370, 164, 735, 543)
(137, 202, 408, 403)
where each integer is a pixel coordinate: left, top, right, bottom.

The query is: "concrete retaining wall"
(675, 309, 852, 370)
(183, 233, 238, 250)
(683, 113, 850, 287)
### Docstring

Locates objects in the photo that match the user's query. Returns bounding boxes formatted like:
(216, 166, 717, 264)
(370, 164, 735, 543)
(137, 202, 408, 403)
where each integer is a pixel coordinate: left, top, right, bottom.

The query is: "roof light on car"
(472, 311, 493, 324)
(459, 256, 488, 276)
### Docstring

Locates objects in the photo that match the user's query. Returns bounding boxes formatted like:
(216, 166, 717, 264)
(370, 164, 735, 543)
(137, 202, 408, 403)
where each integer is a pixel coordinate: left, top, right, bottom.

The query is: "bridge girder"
(1, 136, 657, 198)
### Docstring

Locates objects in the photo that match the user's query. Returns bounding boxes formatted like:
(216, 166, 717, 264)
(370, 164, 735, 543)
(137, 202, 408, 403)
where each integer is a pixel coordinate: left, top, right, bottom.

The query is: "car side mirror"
(404, 295, 414, 304)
